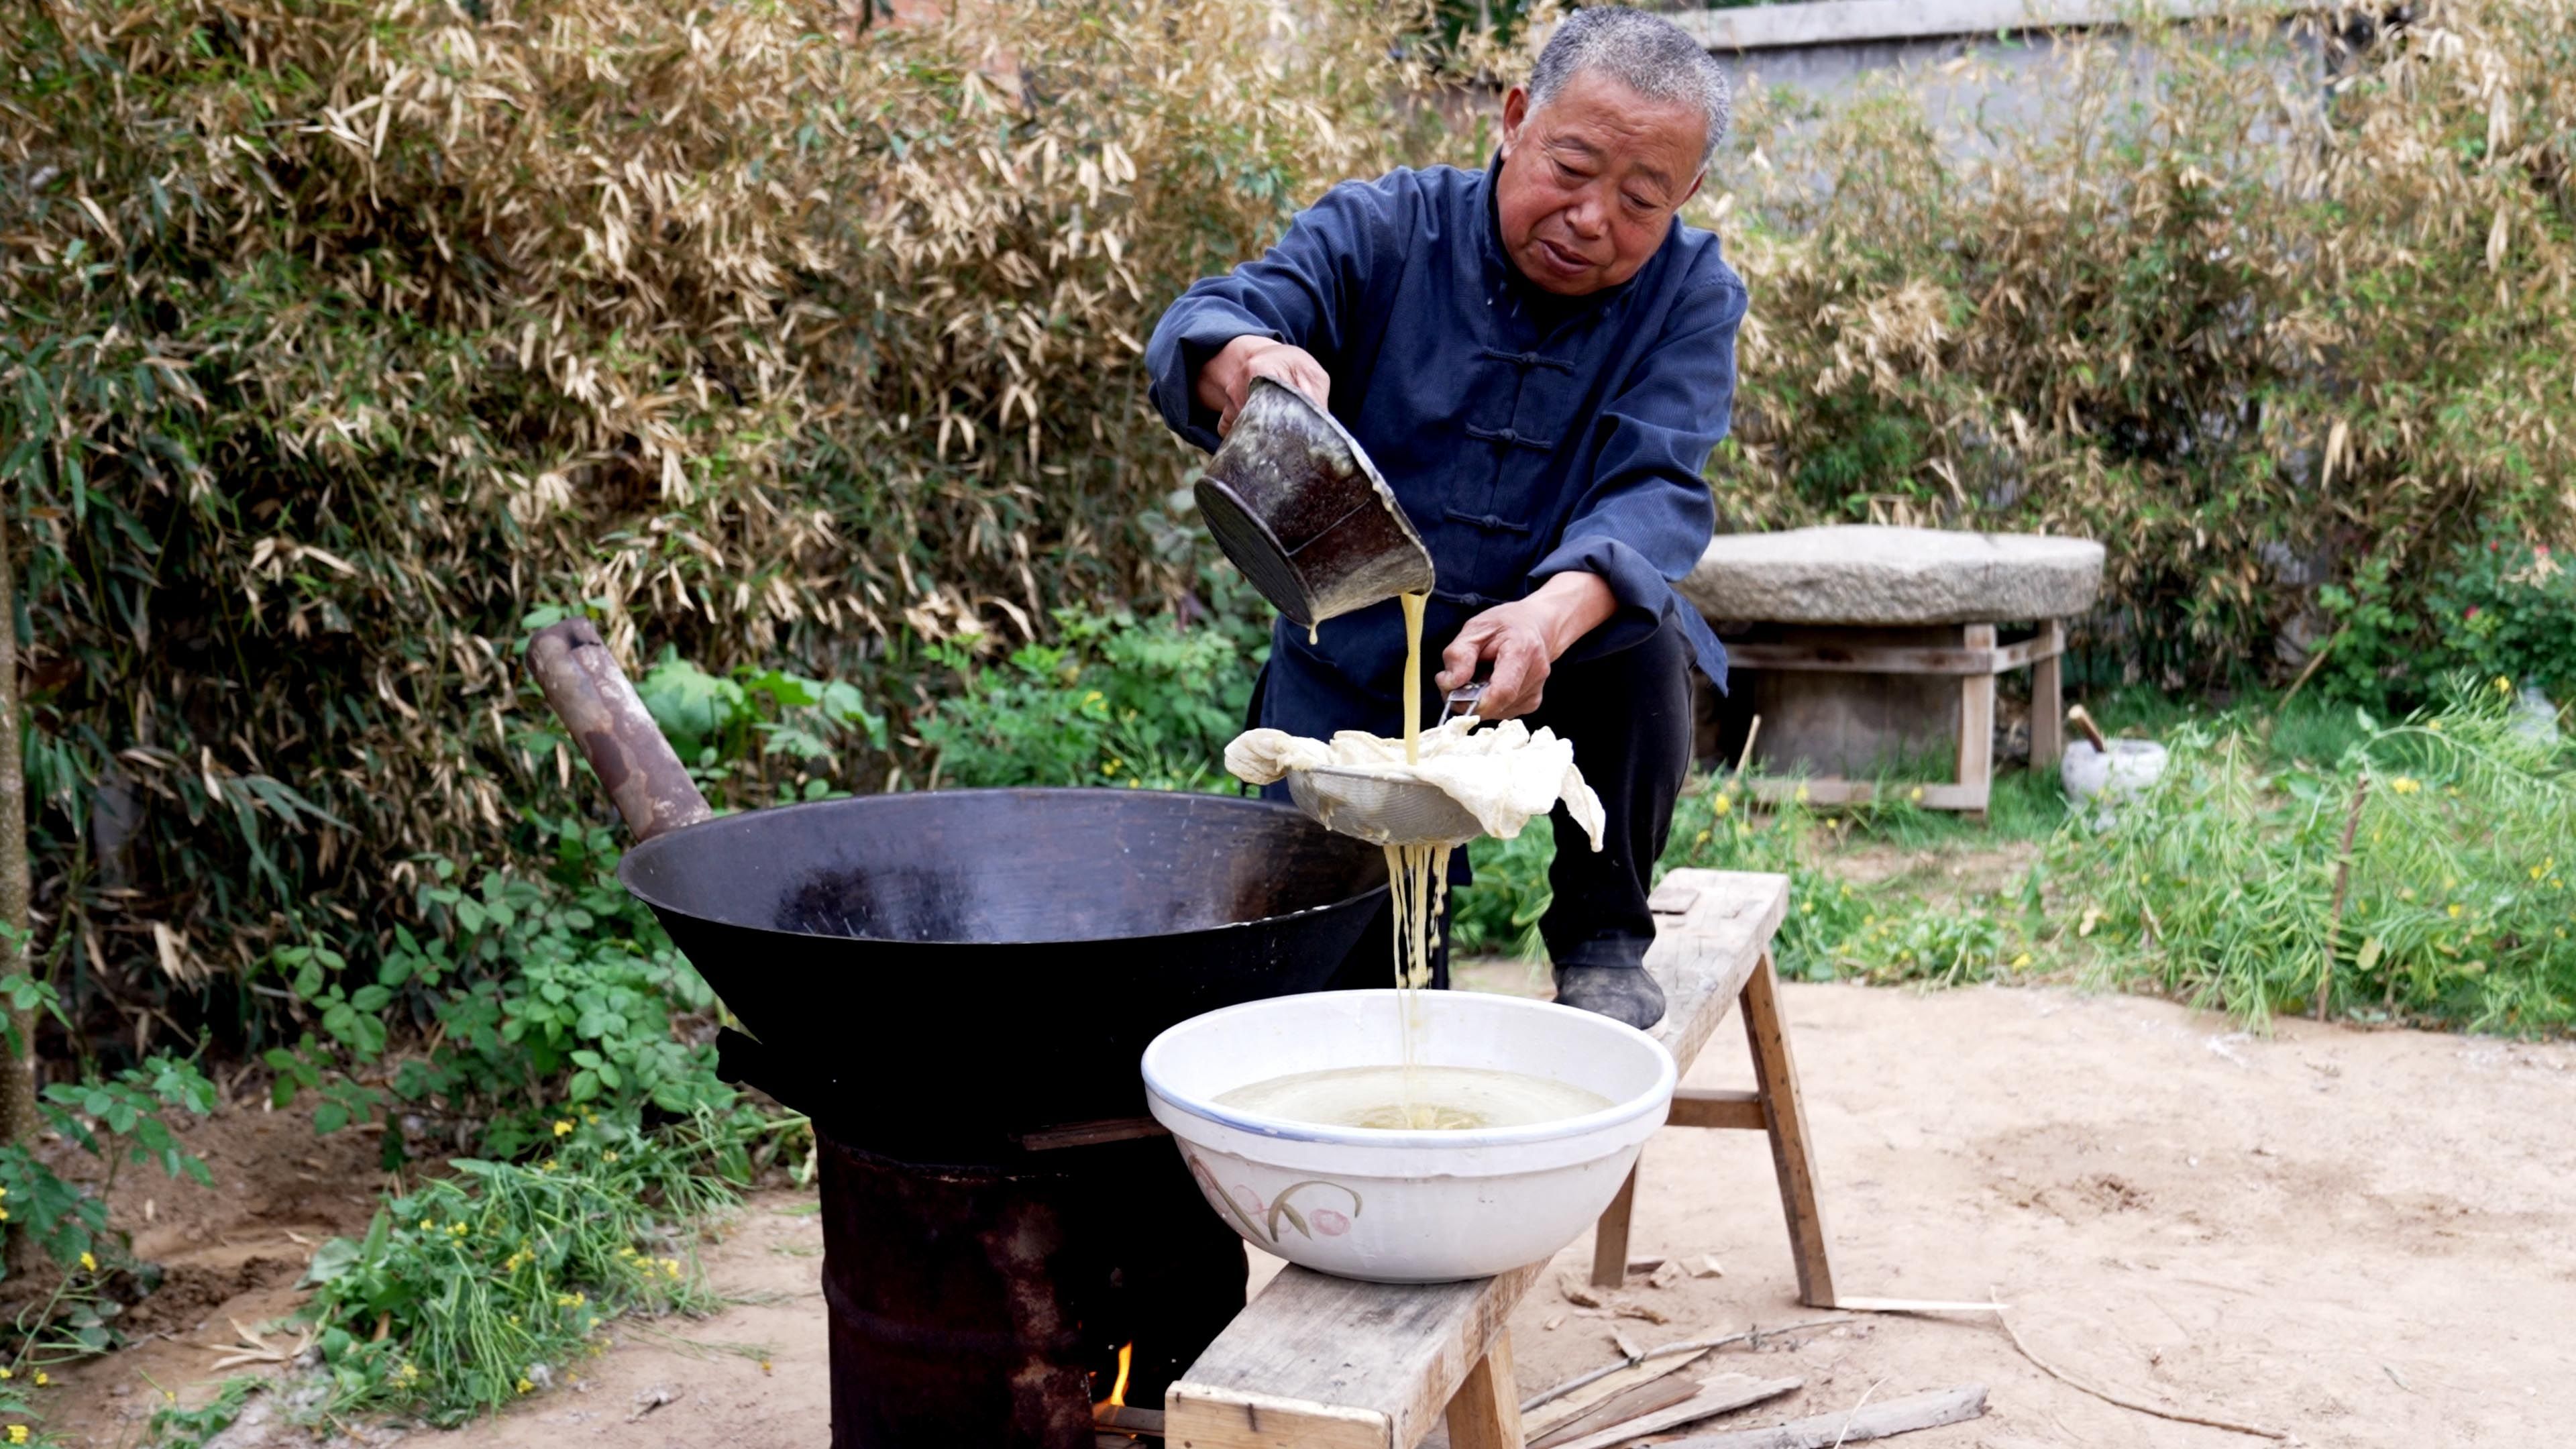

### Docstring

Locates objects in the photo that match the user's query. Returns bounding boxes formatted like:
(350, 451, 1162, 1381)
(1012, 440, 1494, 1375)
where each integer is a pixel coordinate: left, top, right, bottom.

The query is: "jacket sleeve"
(1529, 274, 1746, 661)
(1146, 176, 1411, 453)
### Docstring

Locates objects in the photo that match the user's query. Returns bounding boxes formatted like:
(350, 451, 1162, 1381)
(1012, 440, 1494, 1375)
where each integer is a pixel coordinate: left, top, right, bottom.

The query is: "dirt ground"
(44, 979, 2576, 1448)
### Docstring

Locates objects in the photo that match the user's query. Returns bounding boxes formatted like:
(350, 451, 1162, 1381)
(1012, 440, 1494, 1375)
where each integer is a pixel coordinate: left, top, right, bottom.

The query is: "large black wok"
(527, 622, 1387, 1155)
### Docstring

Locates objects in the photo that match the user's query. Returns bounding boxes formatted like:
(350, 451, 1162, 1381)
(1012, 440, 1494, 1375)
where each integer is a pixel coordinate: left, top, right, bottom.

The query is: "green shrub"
(2426, 534, 2576, 706)
(258, 815, 750, 1160)
(915, 606, 1263, 792)
(2, 0, 1436, 1031)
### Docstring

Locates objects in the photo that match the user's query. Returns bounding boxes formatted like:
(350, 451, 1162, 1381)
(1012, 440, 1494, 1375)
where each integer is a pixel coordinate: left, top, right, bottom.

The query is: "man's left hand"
(1435, 572, 1617, 720)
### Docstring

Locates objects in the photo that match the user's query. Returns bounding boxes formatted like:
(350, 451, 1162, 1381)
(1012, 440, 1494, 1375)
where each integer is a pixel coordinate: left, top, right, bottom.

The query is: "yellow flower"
(33, 1373, 47, 1388)
(419, 1219, 435, 1232)
(661, 1258, 682, 1278)
(1908, 786, 1923, 802)
(2011, 953, 2033, 969)
(0, 1208, 12, 1222)
(602, 1150, 619, 1163)
(759, 1359, 773, 1376)
(3, 1366, 14, 1379)
(2427, 719, 2442, 733)
(1792, 784, 1810, 804)
(540, 1160, 557, 1172)
(7, 1424, 24, 1444)
(1082, 690, 1103, 706)
(2448, 903, 2463, 918)
(515, 1378, 533, 1395)
(1709, 793, 1731, 818)
(552, 1120, 574, 1137)
(78, 1252, 95, 1272)
(2495, 675, 2514, 694)
(2389, 776, 2420, 795)
(450, 1222, 469, 1237)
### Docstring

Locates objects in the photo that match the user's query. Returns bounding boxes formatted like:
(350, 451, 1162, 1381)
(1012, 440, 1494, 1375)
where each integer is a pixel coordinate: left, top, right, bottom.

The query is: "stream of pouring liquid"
(1385, 592, 1442, 1126)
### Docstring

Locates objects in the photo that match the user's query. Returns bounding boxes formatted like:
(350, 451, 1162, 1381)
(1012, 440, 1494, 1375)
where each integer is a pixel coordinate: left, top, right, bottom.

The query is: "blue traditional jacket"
(1147, 156, 1744, 742)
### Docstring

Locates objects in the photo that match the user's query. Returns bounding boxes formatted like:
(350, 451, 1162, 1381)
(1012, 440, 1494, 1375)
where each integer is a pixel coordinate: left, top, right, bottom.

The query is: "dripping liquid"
(1387, 591, 1439, 1124)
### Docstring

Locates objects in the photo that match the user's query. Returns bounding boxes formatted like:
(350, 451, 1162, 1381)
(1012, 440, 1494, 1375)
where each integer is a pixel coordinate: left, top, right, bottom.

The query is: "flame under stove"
(730, 1032, 1242, 1449)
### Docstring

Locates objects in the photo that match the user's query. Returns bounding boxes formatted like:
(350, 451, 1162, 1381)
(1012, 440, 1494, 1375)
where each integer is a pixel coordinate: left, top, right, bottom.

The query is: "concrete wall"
(1649, 1, 2333, 159)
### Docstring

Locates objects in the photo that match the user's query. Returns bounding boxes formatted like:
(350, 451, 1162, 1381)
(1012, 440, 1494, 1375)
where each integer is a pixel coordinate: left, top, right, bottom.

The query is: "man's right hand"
(1196, 335, 1332, 436)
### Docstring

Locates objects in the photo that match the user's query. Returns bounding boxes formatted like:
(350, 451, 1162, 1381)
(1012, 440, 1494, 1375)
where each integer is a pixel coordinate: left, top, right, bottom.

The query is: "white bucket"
(2060, 738, 2168, 828)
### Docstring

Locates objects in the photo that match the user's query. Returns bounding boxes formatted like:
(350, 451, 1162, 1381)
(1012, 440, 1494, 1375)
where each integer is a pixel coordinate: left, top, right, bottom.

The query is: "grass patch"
(2050, 677, 2576, 1033)
(295, 1110, 788, 1426)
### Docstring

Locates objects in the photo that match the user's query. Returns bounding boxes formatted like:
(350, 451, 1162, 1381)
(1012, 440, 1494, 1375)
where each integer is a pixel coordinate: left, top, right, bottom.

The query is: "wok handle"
(527, 619, 713, 843)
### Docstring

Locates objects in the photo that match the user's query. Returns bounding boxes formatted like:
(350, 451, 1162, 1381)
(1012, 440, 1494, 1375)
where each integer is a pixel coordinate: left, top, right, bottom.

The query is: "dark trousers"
(1309, 617, 1697, 991)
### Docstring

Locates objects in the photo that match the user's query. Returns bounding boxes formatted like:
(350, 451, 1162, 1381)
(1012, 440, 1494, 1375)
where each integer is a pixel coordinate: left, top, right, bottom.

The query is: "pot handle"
(527, 619, 714, 843)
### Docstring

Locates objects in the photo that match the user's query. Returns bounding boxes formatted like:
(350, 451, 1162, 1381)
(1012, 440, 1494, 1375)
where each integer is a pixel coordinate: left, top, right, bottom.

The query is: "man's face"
(1495, 70, 1707, 297)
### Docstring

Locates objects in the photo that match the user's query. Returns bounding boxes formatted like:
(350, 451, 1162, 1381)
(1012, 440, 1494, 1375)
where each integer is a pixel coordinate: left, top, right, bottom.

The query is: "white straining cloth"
(1225, 718, 1607, 850)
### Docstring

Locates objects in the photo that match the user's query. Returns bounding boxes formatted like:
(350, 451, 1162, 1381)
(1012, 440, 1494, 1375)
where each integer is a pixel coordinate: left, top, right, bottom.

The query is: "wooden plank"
(1441, 1330, 1526, 1449)
(1667, 1086, 1767, 1132)
(1955, 624, 1996, 826)
(2029, 619, 2067, 769)
(1658, 1385, 1989, 1448)
(1171, 871, 1791, 1448)
(1670, 0, 2320, 52)
(1163, 1384, 1389, 1449)
(1741, 952, 1837, 1309)
(1167, 1261, 1546, 1449)
(1540, 1375, 1804, 1449)
(1716, 633, 2055, 678)
(1588, 1164, 1640, 1290)
(1746, 780, 1989, 812)
(1642, 870, 1791, 1075)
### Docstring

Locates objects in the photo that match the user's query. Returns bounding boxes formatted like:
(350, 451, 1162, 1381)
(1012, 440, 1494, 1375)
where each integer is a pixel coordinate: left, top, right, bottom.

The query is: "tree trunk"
(0, 510, 37, 1150)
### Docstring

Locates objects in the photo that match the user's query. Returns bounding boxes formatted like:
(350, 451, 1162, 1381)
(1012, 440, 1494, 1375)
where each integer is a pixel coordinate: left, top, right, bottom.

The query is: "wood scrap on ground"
(1519, 1317, 1854, 1415)
(1996, 1304, 2289, 1440)
(1525, 1373, 1705, 1449)
(1657, 1384, 1990, 1448)
(1538, 1374, 1804, 1449)
(1830, 1296, 2007, 1315)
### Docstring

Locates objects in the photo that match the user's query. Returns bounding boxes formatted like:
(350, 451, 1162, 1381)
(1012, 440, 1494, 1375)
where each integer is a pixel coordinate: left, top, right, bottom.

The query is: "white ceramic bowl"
(1141, 989, 1676, 1283)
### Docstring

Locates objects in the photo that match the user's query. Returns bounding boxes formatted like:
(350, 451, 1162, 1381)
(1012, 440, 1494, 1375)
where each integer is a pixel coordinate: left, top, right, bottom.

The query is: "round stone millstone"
(1678, 525, 2106, 626)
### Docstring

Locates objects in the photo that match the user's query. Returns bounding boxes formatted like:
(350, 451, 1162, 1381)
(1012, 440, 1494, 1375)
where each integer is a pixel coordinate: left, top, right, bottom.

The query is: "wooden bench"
(1163, 868, 1837, 1449)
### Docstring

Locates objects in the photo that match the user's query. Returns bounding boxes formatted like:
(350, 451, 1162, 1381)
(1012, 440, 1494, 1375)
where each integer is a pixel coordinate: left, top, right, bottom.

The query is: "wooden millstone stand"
(1680, 526, 2105, 820)
(1161, 869, 1838, 1449)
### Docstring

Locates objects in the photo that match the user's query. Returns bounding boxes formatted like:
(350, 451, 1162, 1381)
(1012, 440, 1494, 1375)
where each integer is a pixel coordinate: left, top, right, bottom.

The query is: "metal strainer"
(1282, 684, 1490, 848)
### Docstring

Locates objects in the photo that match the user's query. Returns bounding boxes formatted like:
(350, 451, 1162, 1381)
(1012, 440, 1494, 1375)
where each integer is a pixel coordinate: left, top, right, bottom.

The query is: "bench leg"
(1957, 623, 1996, 823)
(2029, 619, 2066, 769)
(1589, 1162, 1639, 1289)
(1741, 951, 1838, 1309)
(1444, 1328, 1526, 1449)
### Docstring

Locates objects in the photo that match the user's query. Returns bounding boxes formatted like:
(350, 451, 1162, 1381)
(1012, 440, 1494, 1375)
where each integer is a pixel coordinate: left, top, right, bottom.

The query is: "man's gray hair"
(1528, 7, 1732, 170)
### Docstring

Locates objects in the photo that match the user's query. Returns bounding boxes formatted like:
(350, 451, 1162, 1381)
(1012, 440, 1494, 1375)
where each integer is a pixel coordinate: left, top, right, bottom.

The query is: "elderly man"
(1147, 8, 1740, 1030)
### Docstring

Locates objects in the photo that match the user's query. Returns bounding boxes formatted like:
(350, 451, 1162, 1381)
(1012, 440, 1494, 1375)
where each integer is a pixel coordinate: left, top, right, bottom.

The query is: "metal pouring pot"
(1194, 376, 1436, 629)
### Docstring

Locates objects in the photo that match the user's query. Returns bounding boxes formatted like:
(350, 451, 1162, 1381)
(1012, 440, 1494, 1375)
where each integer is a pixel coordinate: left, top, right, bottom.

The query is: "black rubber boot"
(1551, 965, 1666, 1030)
